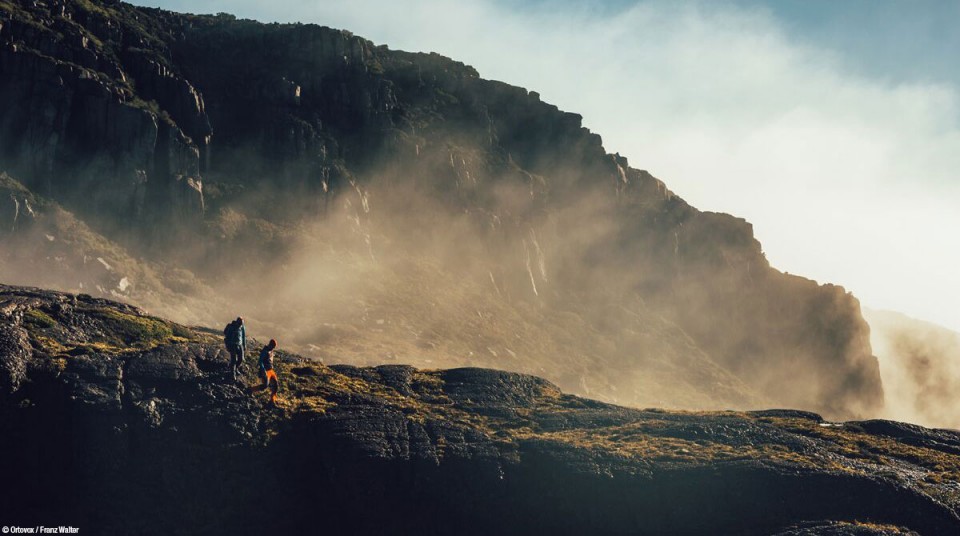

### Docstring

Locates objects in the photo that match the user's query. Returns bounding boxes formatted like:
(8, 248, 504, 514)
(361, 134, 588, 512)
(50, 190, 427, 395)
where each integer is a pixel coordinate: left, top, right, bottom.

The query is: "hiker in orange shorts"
(258, 339, 281, 404)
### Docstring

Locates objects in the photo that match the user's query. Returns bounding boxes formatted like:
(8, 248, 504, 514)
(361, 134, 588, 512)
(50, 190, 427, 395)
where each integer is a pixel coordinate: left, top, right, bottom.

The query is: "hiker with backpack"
(258, 338, 281, 405)
(224, 317, 246, 380)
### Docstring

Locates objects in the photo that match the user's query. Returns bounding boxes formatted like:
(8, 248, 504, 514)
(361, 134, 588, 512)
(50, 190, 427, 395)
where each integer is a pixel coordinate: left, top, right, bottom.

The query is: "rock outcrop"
(0, 285, 957, 535)
(0, 0, 207, 231)
(0, 0, 882, 419)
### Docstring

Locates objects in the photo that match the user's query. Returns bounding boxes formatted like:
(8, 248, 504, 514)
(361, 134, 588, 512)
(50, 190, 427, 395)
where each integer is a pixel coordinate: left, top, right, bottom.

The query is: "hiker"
(258, 338, 280, 405)
(224, 317, 246, 380)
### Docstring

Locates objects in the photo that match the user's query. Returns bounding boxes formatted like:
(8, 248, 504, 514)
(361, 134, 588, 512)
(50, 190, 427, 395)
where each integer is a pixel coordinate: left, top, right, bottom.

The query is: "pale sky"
(132, 0, 960, 332)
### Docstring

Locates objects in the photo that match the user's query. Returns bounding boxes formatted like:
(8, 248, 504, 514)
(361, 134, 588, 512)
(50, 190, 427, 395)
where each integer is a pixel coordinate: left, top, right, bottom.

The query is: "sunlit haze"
(132, 0, 960, 332)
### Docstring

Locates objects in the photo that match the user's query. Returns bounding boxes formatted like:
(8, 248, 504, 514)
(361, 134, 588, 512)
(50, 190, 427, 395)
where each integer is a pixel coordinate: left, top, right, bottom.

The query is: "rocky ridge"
(1, 285, 958, 535)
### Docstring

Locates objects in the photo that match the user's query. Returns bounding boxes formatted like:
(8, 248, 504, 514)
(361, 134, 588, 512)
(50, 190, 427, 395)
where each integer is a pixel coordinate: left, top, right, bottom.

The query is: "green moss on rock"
(24, 309, 57, 329)
(86, 307, 175, 347)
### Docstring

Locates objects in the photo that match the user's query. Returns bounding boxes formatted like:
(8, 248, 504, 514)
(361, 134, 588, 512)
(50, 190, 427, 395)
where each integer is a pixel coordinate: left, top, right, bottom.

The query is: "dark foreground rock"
(1, 285, 958, 535)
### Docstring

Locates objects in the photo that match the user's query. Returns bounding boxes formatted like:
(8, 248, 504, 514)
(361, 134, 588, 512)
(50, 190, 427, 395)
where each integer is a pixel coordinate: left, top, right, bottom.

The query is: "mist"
(1, 122, 875, 421)
(865, 309, 960, 429)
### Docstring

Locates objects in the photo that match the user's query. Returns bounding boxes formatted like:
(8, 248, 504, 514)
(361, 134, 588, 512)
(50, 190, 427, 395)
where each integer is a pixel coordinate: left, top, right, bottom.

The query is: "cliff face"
(0, 286, 957, 535)
(0, 0, 206, 231)
(0, 0, 882, 418)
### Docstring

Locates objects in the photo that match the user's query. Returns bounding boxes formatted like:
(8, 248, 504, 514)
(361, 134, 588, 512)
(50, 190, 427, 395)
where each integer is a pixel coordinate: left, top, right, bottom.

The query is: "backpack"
(223, 321, 236, 345)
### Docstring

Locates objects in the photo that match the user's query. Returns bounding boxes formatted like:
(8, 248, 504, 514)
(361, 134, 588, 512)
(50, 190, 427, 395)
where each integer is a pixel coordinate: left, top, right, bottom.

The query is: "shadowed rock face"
(0, 286, 957, 535)
(0, 0, 883, 418)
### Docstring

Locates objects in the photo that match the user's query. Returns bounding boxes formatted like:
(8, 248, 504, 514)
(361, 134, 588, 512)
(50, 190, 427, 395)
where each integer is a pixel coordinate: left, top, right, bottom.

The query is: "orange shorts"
(266, 369, 278, 402)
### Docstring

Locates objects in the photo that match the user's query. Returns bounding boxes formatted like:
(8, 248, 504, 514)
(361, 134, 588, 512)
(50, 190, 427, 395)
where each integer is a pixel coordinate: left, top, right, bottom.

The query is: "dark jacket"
(259, 346, 274, 371)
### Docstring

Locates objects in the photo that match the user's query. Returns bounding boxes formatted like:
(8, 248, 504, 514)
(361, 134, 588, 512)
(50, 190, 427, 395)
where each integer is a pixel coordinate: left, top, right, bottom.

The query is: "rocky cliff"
(0, 285, 957, 535)
(0, 0, 882, 419)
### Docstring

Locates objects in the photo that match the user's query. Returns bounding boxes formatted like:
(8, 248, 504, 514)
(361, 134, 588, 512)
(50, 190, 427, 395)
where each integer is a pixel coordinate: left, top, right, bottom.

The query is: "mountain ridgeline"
(0, 0, 882, 419)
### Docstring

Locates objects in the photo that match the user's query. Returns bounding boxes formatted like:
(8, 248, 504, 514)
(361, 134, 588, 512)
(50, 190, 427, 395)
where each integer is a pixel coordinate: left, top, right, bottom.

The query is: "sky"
(131, 0, 960, 332)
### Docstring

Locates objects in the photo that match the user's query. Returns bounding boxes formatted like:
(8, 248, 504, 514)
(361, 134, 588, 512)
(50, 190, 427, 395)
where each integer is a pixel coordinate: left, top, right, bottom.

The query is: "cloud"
(133, 0, 960, 332)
